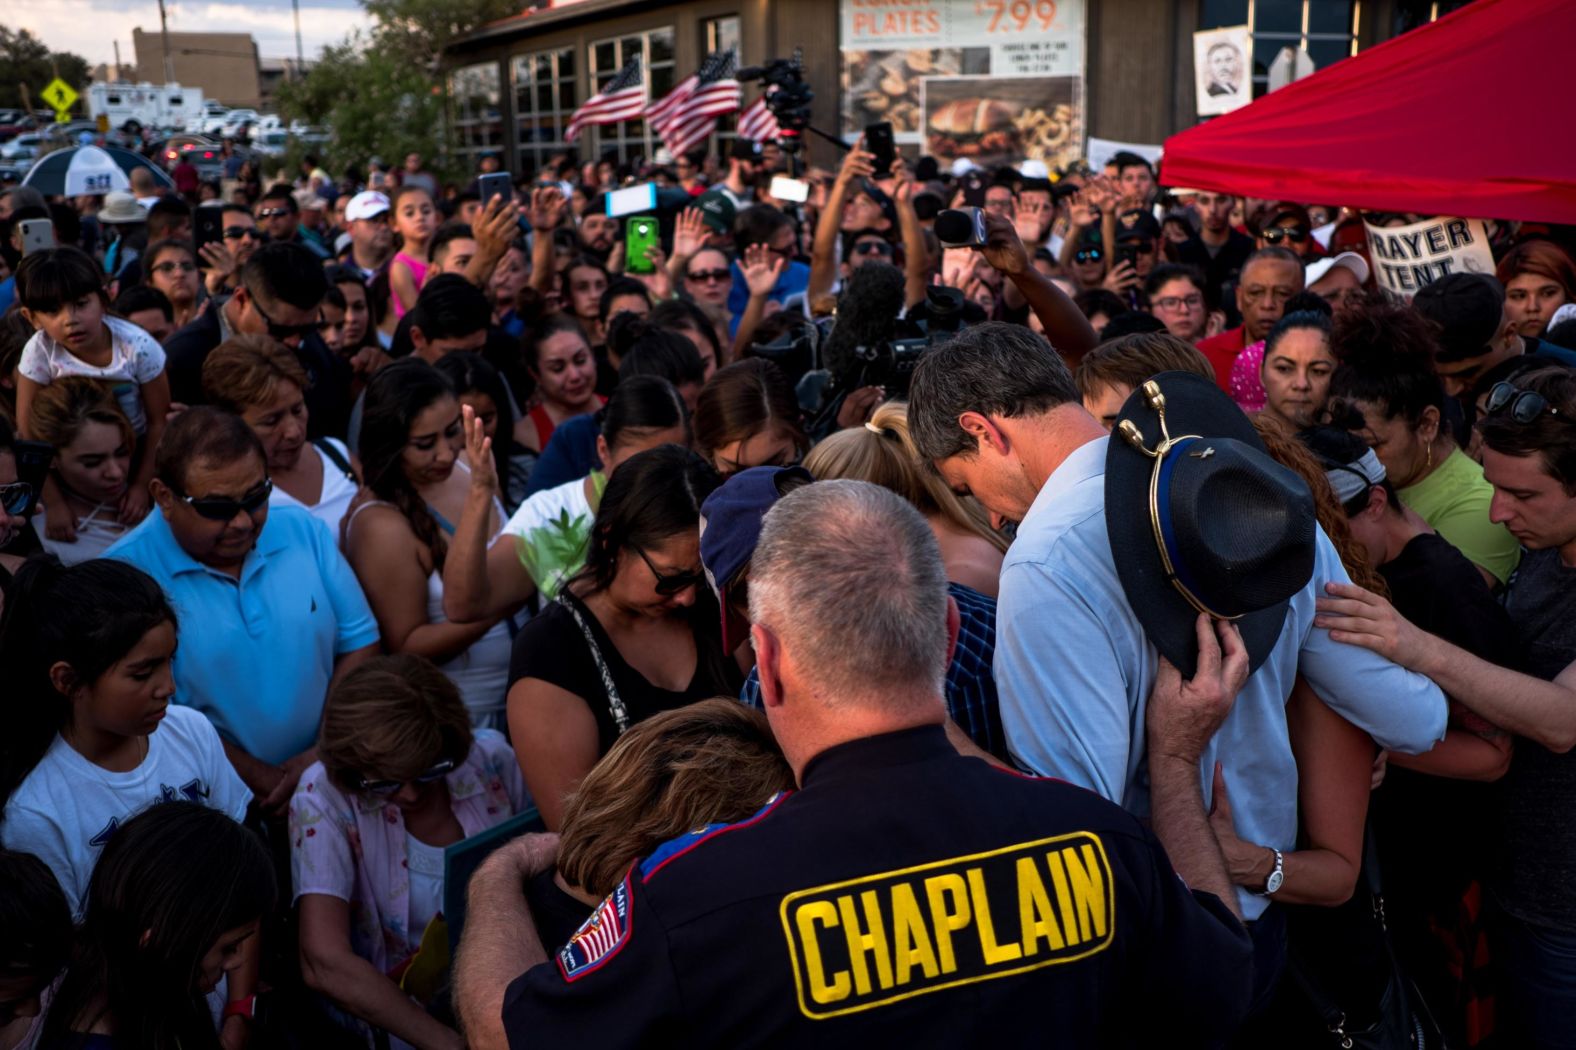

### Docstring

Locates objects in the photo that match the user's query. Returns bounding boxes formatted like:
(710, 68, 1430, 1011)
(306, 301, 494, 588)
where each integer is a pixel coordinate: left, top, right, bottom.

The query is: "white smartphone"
(605, 183, 658, 218)
(20, 218, 56, 256)
(769, 175, 810, 204)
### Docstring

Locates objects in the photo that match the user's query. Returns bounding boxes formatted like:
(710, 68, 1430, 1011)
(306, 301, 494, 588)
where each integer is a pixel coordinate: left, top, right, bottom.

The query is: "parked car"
(0, 133, 45, 162)
(151, 135, 236, 181)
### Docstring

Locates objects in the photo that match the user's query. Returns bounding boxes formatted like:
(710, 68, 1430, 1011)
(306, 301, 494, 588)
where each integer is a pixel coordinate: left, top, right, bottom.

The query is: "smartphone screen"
(625, 217, 660, 274)
(606, 183, 658, 218)
(769, 175, 809, 204)
(477, 171, 513, 207)
(11, 440, 53, 520)
(864, 121, 895, 174)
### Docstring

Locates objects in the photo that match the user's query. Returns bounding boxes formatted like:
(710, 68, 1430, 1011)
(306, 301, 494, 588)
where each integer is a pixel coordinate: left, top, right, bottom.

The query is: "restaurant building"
(442, 0, 1469, 178)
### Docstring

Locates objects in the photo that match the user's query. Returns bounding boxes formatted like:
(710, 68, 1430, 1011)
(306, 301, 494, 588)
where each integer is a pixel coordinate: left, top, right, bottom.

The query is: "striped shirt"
(740, 581, 1003, 758)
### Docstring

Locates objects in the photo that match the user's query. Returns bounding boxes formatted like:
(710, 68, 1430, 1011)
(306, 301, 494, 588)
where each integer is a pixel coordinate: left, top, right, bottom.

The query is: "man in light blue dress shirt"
(909, 323, 1447, 1001)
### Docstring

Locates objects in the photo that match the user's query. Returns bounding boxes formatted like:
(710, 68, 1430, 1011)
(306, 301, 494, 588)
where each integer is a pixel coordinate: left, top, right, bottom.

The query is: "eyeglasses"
(1485, 381, 1576, 425)
(223, 225, 259, 241)
(256, 207, 291, 219)
(0, 481, 32, 516)
(348, 757, 457, 797)
(1074, 248, 1103, 263)
(1260, 226, 1309, 245)
(175, 478, 272, 521)
(152, 260, 197, 274)
(686, 268, 731, 284)
(852, 241, 895, 257)
(250, 297, 327, 341)
(1153, 294, 1204, 312)
(633, 546, 707, 595)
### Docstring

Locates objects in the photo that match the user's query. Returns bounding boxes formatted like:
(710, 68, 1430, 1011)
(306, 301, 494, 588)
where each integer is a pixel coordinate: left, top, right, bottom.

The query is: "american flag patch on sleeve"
(558, 879, 632, 981)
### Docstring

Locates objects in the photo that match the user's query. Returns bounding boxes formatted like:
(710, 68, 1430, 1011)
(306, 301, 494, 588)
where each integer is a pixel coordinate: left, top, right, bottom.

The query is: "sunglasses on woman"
(175, 478, 273, 521)
(1074, 248, 1103, 264)
(1486, 381, 1576, 425)
(633, 546, 707, 595)
(349, 757, 457, 796)
(1261, 226, 1309, 245)
(0, 481, 32, 516)
(687, 269, 731, 284)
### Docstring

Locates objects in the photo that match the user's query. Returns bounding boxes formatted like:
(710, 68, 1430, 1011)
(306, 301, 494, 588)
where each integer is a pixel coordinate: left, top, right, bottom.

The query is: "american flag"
(566, 56, 645, 143)
(737, 94, 781, 144)
(576, 896, 625, 960)
(648, 48, 741, 158)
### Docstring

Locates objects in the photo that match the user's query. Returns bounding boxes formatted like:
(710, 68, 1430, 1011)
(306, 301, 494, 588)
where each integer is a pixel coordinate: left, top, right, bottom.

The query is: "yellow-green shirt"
(1398, 448, 1521, 585)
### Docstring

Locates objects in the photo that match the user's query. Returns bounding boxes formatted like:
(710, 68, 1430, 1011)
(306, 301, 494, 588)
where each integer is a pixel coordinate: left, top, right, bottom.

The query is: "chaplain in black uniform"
(456, 480, 1255, 1049)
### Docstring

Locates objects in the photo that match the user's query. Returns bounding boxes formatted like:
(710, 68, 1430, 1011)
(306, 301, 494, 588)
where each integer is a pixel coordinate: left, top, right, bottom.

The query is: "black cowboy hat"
(1105, 372, 1317, 677)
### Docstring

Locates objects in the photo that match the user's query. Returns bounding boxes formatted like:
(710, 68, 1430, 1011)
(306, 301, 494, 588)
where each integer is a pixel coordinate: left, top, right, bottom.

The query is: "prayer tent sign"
(1362, 215, 1495, 299)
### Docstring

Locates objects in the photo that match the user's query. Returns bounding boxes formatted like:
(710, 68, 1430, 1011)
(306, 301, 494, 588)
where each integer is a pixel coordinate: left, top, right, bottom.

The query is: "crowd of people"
(1, 128, 1575, 1050)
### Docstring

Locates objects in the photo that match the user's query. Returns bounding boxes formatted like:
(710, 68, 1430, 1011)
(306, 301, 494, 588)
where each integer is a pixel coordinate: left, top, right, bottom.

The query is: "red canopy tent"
(1161, 0, 1576, 224)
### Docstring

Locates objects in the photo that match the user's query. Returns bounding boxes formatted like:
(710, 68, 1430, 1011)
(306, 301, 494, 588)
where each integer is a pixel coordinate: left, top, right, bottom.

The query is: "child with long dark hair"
(0, 557, 251, 917)
(39, 802, 275, 1050)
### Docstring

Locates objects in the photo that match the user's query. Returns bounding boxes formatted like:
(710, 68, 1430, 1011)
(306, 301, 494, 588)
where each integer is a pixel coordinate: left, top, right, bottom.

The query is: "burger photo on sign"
(921, 75, 1082, 169)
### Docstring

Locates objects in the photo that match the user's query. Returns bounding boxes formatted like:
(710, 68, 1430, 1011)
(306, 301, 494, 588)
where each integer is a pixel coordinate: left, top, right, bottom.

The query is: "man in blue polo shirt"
(107, 408, 380, 815)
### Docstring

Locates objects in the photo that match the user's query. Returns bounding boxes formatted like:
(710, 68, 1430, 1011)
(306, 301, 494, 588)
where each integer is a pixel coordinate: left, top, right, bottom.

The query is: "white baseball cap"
(950, 157, 979, 178)
(1019, 159, 1050, 180)
(345, 190, 390, 222)
(1304, 251, 1370, 288)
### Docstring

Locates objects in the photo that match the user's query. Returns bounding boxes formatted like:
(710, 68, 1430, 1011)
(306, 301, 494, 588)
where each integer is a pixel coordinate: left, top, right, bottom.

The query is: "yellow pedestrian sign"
(41, 78, 79, 121)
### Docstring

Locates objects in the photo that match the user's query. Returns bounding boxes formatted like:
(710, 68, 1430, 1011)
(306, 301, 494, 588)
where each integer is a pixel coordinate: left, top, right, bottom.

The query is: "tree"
(275, 0, 516, 181)
(0, 27, 92, 113)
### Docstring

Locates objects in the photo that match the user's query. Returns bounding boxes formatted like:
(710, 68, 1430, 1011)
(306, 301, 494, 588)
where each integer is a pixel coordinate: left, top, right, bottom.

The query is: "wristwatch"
(1261, 848, 1285, 896)
(222, 995, 257, 1021)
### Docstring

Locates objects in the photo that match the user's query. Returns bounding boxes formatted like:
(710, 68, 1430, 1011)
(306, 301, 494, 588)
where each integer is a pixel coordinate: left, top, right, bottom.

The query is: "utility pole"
(158, 0, 175, 83)
(292, 0, 304, 79)
(113, 41, 122, 81)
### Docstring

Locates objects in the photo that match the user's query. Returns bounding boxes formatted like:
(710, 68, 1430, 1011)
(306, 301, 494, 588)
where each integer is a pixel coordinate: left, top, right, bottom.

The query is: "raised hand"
(526, 185, 566, 231)
(742, 241, 786, 297)
(1102, 259, 1140, 294)
(199, 242, 238, 294)
(837, 138, 877, 185)
(975, 211, 1031, 277)
(1068, 190, 1100, 228)
(461, 403, 498, 495)
(672, 207, 708, 261)
(636, 245, 673, 299)
(474, 193, 521, 258)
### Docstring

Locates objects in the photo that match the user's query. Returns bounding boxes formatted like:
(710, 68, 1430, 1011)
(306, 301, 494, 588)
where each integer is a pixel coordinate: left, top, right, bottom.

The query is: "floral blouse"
(288, 730, 530, 975)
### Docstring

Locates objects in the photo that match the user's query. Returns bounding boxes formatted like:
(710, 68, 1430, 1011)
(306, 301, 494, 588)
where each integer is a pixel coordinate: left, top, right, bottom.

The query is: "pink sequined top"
(1229, 339, 1268, 413)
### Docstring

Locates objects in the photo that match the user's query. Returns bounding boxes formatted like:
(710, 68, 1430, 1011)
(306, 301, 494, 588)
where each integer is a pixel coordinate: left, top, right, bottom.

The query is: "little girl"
(15, 247, 169, 528)
(388, 184, 437, 319)
(0, 557, 252, 918)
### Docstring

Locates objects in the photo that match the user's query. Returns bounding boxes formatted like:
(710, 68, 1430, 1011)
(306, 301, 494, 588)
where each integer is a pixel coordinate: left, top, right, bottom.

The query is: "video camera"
(737, 57, 815, 138)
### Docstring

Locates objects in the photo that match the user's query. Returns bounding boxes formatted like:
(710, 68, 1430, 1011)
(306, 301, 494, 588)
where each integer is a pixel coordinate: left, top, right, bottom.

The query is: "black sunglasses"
(1074, 248, 1103, 263)
(1486, 381, 1576, 425)
(687, 268, 731, 283)
(251, 297, 327, 341)
(1261, 226, 1309, 245)
(853, 241, 895, 256)
(634, 546, 707, 595)
(349, 757, 457, 796)
(176, 478, 273, 521)
(257, 206, 292, 219)
(223, 225, 259, 241)
(0, 481, 32, 516)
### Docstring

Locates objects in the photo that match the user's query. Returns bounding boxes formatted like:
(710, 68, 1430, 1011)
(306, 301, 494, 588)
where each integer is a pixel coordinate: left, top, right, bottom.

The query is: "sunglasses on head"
(853, 241, 895, 256)
(176, 478, 273, 521)
(1486, 381, 1576, 425)
(687, 268, 731, 284)
(251, 297, 328, 341)
(0, 481, 32, 516)
(1261, 225, 1309, 245)
(349, 757, 457, 796)
(633, 546, 707, 595)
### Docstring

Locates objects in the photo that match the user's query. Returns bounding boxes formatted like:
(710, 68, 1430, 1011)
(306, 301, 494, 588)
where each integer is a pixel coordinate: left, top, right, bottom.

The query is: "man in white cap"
(1305, 251, 1369, 318)
(343, 190, 393, 283)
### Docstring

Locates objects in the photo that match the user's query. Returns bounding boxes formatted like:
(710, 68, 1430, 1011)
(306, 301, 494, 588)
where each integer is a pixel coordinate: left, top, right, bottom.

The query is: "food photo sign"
(841, 0, 1086, 169)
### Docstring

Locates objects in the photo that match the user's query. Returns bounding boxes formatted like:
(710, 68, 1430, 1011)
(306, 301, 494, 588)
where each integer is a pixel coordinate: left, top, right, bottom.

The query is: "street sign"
(41, 78, 79, 114)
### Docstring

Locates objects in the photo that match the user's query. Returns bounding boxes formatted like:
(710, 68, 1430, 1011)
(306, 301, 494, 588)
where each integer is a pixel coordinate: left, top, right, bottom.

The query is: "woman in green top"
(441, 375, 690, 625)
(1328, 303, 1520, 587)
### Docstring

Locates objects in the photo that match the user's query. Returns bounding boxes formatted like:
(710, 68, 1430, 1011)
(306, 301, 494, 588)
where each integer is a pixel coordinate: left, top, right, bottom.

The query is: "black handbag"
(1284, 823, 1449, 1050)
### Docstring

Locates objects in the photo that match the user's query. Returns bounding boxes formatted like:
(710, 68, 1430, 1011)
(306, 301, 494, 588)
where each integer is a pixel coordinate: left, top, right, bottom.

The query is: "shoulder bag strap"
(555, 592, 631, 736)
(312, 437, 358, 483)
